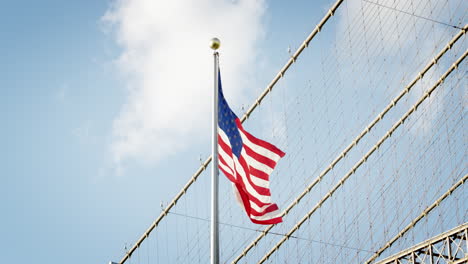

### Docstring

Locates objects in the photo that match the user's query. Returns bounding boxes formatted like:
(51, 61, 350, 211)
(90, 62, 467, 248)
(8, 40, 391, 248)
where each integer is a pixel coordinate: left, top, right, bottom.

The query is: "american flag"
(217, 71, 285, 225)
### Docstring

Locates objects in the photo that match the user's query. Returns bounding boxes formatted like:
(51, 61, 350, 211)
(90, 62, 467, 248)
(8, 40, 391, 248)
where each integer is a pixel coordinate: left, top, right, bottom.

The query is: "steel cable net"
(119, 0, 467, 263)
(230, 0, 467, 263)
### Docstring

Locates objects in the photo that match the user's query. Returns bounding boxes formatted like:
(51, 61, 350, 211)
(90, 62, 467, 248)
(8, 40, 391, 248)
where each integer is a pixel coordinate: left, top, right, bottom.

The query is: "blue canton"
(218, 72, 243, 158)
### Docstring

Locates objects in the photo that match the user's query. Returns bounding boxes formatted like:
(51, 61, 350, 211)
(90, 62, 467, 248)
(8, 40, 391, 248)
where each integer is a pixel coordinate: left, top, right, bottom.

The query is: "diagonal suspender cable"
(118, 157, 212, 263)
(239, 0, 344, 123)
(117, 1, 346, 262)
(257, 49, 468, 263)
(367, 174, 468, 264)
(231, 24, 467, 264)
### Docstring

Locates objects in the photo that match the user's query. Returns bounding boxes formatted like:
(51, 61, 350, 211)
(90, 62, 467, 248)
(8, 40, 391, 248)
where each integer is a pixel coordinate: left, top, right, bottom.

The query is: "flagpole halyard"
(210, 37, 220, 264)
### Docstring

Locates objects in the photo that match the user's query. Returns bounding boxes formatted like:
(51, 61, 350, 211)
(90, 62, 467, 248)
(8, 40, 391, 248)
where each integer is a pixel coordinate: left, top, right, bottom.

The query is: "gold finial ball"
(210, 37, 221, 50)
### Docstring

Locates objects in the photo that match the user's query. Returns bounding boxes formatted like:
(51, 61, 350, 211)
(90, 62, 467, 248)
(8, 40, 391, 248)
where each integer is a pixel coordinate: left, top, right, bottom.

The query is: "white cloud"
(103, 0, 266, 167)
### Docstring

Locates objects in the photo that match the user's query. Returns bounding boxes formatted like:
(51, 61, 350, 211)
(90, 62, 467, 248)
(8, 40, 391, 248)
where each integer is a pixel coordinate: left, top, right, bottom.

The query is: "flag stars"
(218, 86, 243, 157)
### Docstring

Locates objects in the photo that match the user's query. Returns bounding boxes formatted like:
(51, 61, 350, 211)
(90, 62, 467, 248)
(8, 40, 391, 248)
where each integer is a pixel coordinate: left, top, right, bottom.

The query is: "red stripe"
(233, 183, 252, 218)
(240, 187, 269, 208)
(219, 134, 270, 196)
(234, 168, 283, 224)
(218, 134, 234, 157)
(219, 133, 272, 205)
(218, 135, 237, 183)
(243, 143, 277, 169)
(249, 166, 269, 181)
(249, 203, 279, 217)
(235, 119, 285, 157)
(219, 135, 272, 201)
(234, 183, 282, 225)
(218, 157, 236, 183)
(237, 155, 271, 196)
(251, 216, 283, 225)
(218, 155, 233, 174)
(233, 165, 270, 207)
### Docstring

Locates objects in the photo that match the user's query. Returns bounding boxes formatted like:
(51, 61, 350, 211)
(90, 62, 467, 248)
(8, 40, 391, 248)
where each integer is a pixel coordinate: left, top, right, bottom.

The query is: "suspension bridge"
(110, 0, 467, 263)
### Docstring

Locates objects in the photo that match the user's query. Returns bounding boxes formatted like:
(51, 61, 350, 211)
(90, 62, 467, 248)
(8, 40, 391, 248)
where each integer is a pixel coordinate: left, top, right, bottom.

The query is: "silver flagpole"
(210, 37, 221, 264)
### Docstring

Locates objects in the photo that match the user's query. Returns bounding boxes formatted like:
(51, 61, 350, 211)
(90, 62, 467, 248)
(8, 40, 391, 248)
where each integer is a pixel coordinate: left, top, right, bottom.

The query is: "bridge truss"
(375, 223, 467, 264)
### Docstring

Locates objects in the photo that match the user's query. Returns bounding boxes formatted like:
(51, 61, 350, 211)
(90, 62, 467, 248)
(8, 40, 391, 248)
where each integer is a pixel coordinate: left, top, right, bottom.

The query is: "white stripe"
(233, 154, 271, 204)
(250, 174, 269, 189)
(232, 184, 245, 208)
(218, 147, 235, 173)
(238, 152, 271, 189)
(238, 129, 282, 161)
(250, 201, 275, 213)
(242, 151, 274, 175)
(220, 128, 272, 188)
(219, 128, 272, 204)
(218, 127, 230, 145)
(218, 130, 235, 170)
(250, 209, 282, 221)
(219, 160, 234, 177)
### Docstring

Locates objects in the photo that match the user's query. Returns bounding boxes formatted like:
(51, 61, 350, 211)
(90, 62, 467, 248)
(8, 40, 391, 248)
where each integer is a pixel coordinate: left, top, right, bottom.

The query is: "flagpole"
(210, 37, 221, 264)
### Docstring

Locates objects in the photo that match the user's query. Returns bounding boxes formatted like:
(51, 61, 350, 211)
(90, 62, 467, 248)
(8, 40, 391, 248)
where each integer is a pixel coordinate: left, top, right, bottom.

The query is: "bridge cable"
(362, 0, 464, 30)
(231, 23, 467, 263)
(366, 174, 468, 264)
(256, 48, 468, 263)
(117, 0, 347, 262)
(166, 211, 377, 254)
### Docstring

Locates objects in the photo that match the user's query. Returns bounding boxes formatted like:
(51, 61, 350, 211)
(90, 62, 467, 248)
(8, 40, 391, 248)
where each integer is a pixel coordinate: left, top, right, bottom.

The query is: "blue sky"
(2, 0, 466, 263)
(1, 0, 125, 261)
